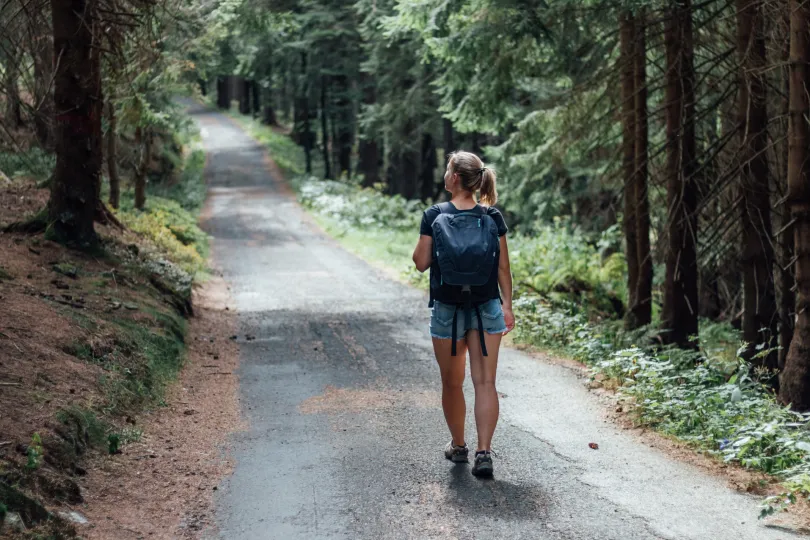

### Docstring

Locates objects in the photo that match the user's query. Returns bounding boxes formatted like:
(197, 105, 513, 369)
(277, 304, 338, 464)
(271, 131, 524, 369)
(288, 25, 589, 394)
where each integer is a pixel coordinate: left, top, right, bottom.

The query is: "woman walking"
(412, 151, 514, 477)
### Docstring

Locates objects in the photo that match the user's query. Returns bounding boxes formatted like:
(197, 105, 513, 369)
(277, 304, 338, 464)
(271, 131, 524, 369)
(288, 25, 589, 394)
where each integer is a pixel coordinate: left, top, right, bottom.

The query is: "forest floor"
(199, 103, 808, 539)
(0, 159, 242, 536)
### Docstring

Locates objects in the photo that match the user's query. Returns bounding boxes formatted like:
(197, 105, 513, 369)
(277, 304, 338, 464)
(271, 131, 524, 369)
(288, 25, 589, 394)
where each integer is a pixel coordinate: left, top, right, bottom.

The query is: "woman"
(412, 150, 514, 478)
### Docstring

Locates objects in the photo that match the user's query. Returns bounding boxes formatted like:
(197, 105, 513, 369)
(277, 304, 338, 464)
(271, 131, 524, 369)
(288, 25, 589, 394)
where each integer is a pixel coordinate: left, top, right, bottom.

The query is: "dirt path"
(194, 104, 798, 540)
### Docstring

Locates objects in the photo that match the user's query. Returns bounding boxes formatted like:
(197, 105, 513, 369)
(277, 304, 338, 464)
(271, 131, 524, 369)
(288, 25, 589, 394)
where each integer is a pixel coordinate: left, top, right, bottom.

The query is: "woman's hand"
(502, 306, 515, 335)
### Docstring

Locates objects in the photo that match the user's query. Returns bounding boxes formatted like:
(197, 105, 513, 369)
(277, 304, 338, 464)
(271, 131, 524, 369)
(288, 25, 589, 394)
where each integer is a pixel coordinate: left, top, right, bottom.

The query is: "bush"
(595, 346, 810, 516)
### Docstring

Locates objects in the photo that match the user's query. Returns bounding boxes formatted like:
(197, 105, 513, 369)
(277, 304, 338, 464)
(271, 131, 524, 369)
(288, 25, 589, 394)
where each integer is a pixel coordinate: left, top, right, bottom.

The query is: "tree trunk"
(134, 126, 150, 211)
(2, 47, 23, 129)
(321, 76, 332, 179)
(388, 148, 419, 199)
(293, 54, 313, 175)
(29, 9, 54, 148)
(261, 68, 278, 126)
(661, 0, 700, 348)
(780, 0, 810, 410)
(419, 132, 438, 201)
(621, 12, 640, 330)
(47, 0, 102, 247)
(443, 118, 456, 157)
(330, 109, 340, 177)
(281, 65, 291, 124)
(239, 79, 251, 115)
(358, 139, 380, 187)
(470, 132, 483, 157)
(216, 77, 229, 109)
(107, 99, 120, 209)
(634, 9, 653, 327)
(251, 80, 261, 118)
(737, 0, 778, 374)
(357, 76, 380, 188)
(778, 12, 796, 372)
(334, 74, 353, 178)
(401, 146, 420, 200)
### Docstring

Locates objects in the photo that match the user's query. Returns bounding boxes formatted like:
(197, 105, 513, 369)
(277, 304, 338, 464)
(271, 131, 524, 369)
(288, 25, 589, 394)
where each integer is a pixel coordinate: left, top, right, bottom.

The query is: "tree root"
(94, 200, 125, 230)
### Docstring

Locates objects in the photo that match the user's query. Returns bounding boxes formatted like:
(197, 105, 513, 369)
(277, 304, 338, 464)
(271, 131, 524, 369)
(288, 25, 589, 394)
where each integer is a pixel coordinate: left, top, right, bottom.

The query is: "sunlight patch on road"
(299, 384, 440, 415)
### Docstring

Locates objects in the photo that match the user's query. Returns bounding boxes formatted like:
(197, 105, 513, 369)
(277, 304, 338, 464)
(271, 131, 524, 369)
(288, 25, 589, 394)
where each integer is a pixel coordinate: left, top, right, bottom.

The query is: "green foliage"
(117, 149, 209, 276)
(595, 346, 810, 515)
(0, 148, 55, 183)
(119, 199, 207, 275)
(55, 407, 110, 450)
(300, 179, 423, 230)
(0, 266, 13, 281)
(25, 433, 43, 471)
(510, 220, 626, 317)
(52, 262, 79, 279)
(149, 148, 207, 212)
(107, 433, 121, 455)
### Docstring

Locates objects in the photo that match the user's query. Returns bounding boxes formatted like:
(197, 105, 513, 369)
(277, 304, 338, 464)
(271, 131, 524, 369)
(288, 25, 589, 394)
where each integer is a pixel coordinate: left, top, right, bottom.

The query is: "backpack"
(431, 202, 500, 357)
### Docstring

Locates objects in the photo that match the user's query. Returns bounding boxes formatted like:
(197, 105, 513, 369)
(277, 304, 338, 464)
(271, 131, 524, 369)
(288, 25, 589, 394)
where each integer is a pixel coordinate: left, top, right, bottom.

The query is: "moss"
(54, 407, 109, 450)
(98, 311, 186, 415)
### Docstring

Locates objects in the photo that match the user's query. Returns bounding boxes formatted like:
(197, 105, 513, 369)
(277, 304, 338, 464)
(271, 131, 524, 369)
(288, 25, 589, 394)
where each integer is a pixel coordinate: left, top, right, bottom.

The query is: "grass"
(102, 310, 187, 414)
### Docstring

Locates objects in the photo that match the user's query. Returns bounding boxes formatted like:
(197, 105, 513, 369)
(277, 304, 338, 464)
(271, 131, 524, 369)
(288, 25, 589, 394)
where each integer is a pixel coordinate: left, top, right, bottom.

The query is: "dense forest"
(3, 0, 810, 520)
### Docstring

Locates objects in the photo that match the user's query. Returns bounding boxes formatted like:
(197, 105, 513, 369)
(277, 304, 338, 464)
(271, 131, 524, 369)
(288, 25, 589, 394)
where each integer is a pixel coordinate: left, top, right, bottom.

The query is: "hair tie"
(478, 167, 487, 175)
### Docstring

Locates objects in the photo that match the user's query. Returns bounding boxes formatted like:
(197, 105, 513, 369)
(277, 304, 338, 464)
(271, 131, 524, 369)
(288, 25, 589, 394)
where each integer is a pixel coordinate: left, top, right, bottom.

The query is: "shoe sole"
(445, 453, 470, 463)
(472, 464, 494, 477)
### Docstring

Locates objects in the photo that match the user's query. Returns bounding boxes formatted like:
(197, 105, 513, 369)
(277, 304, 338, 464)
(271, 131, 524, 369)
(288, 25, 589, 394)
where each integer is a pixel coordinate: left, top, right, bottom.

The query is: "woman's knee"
(471, 376, 496, 390)
(441, 371, 465, 390)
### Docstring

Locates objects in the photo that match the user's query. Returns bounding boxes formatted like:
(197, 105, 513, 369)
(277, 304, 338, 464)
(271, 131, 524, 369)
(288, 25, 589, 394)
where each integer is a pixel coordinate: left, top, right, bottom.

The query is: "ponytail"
(447, 150, 499, 206)
(479, 167, 498, 206)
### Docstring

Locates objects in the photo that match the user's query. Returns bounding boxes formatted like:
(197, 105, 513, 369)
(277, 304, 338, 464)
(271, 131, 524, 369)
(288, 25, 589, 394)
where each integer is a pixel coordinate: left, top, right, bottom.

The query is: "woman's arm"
(413, 235, 433, 273)
(498, 236, 515, 333)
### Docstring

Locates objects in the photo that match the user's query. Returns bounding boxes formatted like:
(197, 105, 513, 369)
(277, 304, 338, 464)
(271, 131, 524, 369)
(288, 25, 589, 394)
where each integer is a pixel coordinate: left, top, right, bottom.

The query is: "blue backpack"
(431, 202, 500, 356)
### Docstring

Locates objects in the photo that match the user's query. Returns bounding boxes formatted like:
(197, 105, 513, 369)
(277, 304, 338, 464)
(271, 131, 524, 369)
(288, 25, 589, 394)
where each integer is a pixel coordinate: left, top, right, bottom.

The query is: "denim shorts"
(429, 298, 507, 339)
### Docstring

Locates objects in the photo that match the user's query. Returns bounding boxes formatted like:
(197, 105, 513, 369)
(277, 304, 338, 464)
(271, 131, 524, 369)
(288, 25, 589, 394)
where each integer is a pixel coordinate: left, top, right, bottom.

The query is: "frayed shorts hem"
(430, 329, 506, 340)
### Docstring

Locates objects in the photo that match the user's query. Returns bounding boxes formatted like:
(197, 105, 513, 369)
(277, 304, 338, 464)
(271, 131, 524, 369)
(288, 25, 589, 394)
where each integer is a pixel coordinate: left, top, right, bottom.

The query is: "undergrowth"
(0, 147, 55, 183)
(117, 147, 209, 276)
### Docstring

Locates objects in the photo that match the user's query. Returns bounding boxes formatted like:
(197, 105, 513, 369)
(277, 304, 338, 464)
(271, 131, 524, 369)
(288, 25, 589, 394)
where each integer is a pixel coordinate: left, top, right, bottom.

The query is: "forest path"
(191, 103, 793, 540)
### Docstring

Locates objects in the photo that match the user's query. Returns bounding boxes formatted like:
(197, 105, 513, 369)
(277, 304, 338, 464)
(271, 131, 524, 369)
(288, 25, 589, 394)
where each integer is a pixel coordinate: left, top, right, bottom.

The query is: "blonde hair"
(448, 150, 498, 206)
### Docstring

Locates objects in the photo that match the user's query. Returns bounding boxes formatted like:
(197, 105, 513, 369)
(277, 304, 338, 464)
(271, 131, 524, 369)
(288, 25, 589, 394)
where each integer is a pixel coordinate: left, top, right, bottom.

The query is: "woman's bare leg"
(467, 331, 502, 451)
(432, 337, 469, 446)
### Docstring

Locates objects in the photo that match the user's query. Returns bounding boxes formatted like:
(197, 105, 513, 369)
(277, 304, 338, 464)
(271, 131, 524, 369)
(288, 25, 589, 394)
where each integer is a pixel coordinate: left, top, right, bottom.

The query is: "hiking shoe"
(471, 451, 494, 477)
(444, 441, 469, 463)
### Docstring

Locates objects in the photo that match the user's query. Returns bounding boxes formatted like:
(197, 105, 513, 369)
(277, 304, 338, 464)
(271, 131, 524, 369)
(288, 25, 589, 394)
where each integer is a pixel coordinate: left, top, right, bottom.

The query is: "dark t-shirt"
(420, 203, 508, 306)
(420, 203, 508, 238)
